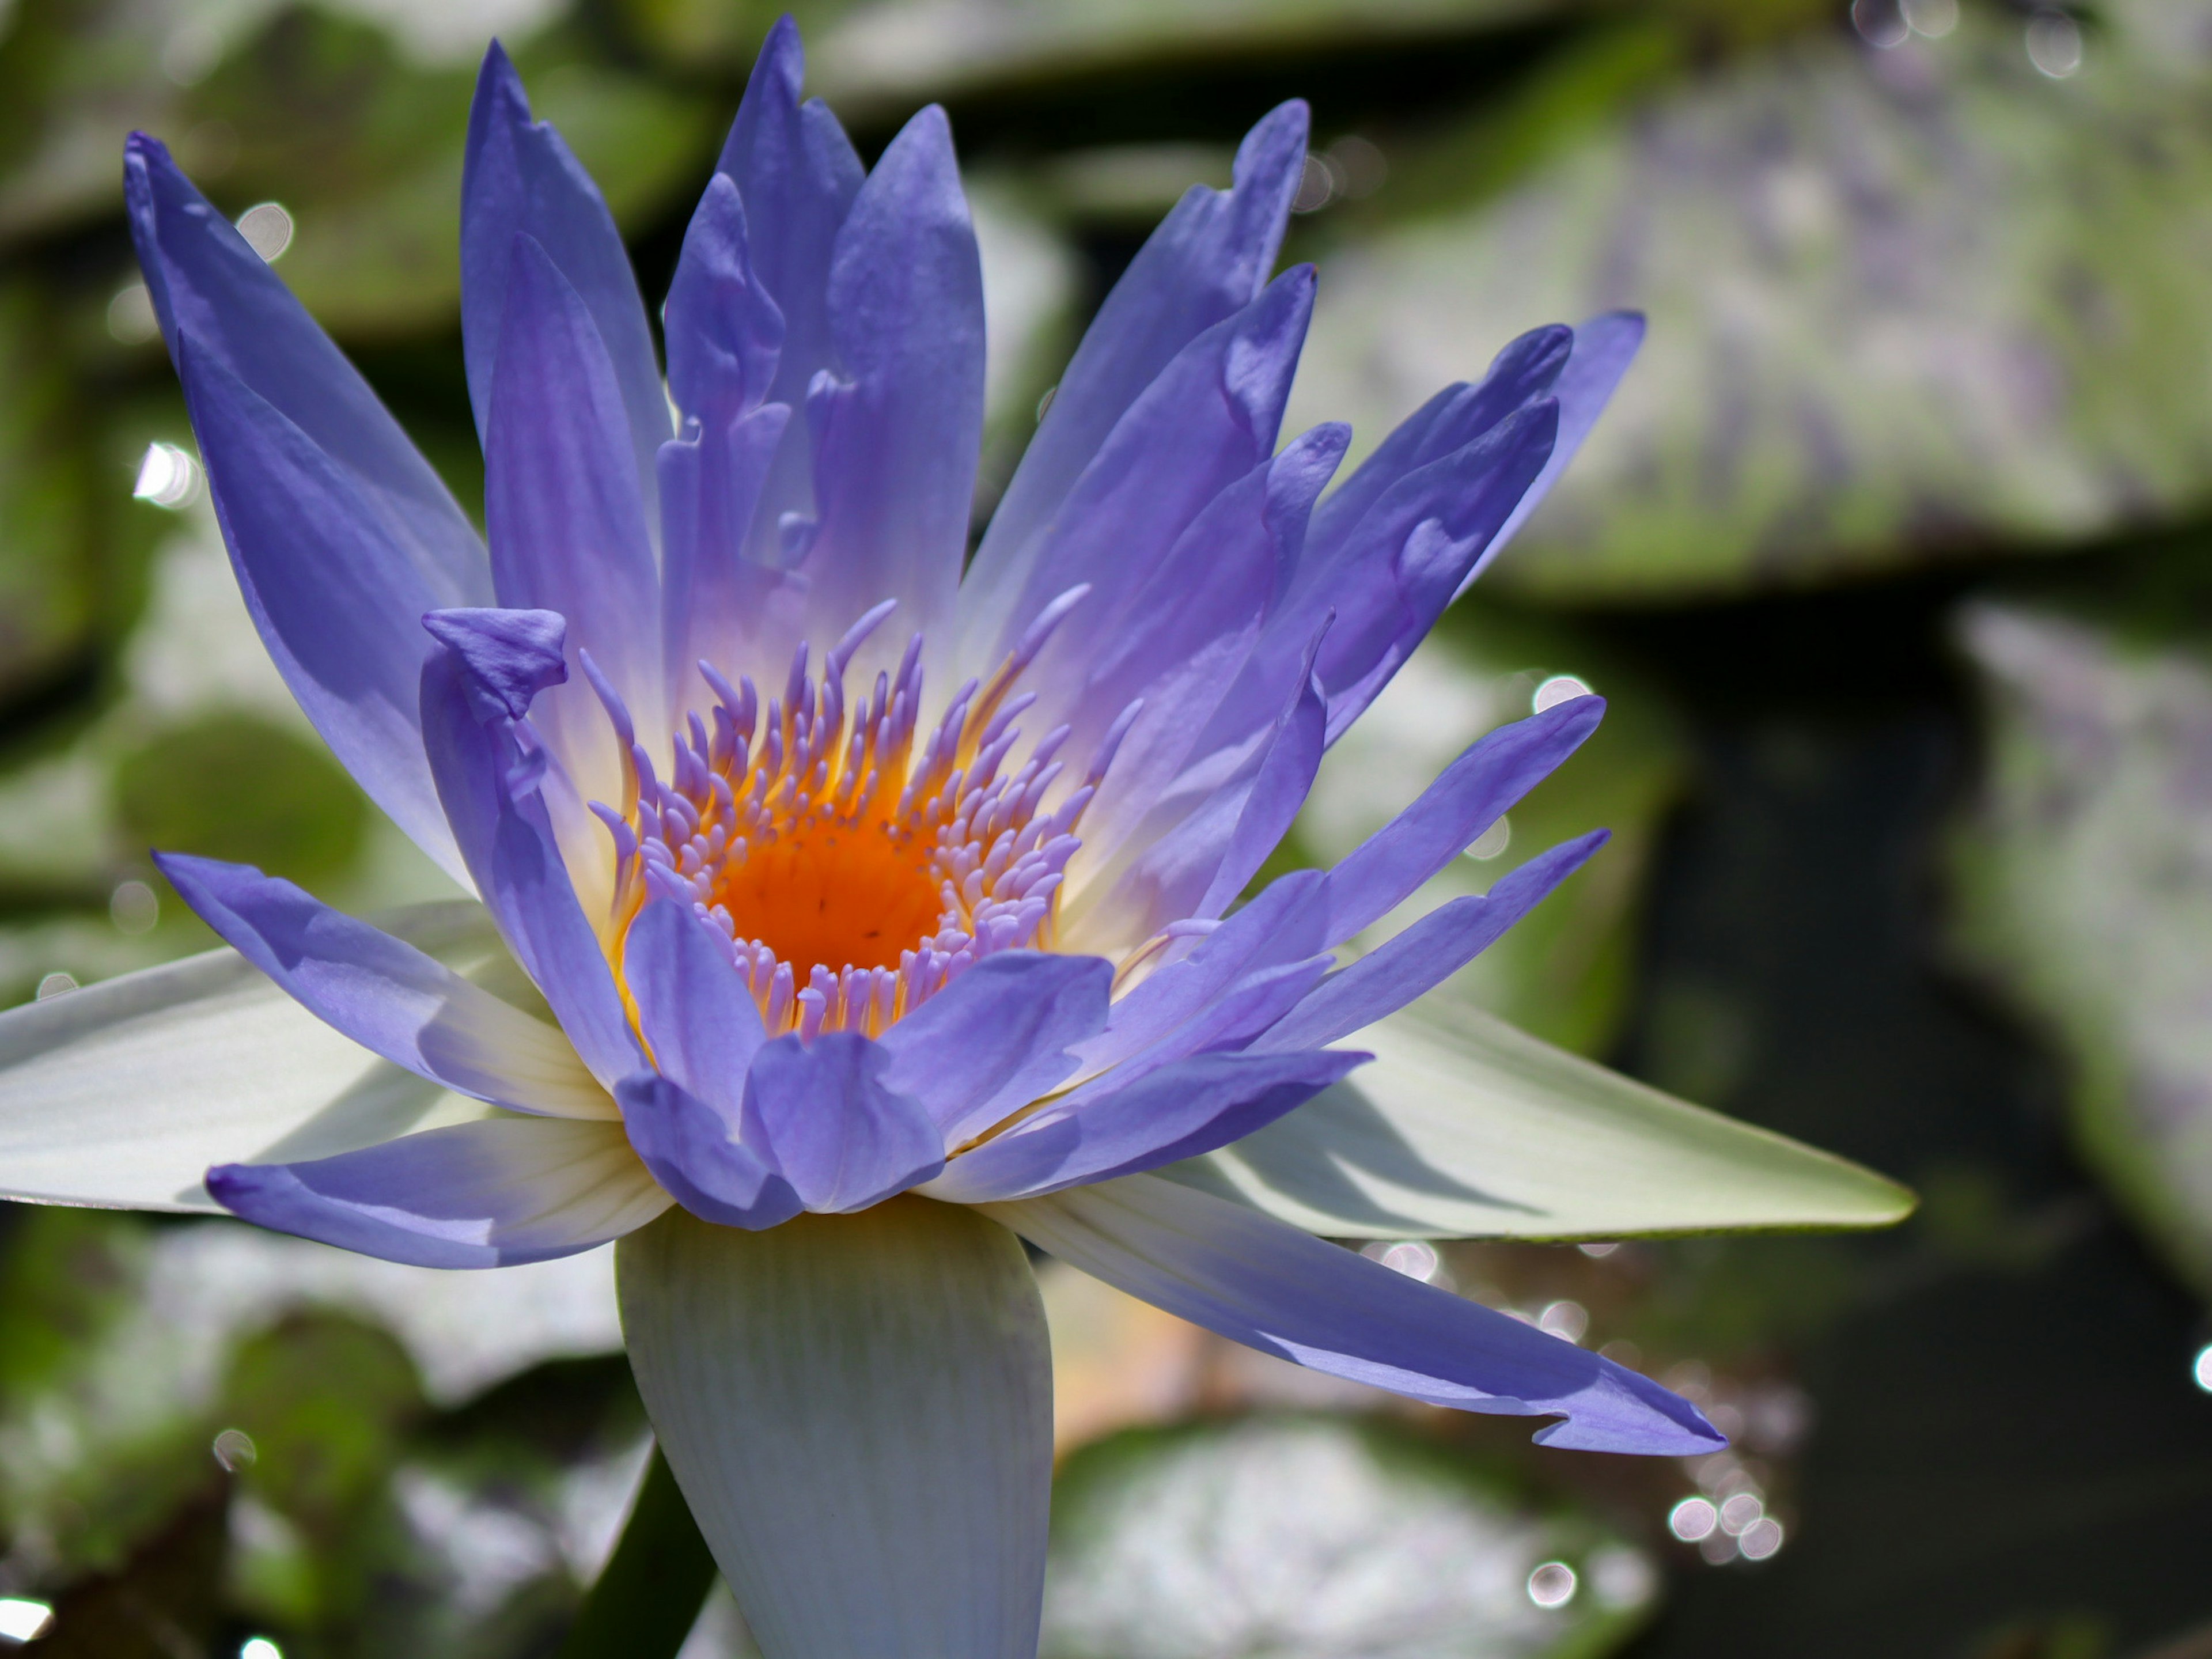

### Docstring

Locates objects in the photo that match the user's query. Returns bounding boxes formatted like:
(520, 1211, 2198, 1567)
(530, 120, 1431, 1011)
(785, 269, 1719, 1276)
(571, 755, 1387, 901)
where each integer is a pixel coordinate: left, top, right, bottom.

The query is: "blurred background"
(3, 0, 2212, 1652)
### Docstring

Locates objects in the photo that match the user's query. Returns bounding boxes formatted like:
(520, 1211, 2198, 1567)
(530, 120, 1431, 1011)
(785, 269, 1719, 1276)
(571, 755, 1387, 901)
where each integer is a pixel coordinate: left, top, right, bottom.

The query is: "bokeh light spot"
(1669, 1497, 1718, 1541)
(0, 1599, 53, 1642)
(1526, 1560, 1577, 1609)
(133, 442, 203, 509)
(1532, 673, 1593, 712)
(235, 202, 295, 262)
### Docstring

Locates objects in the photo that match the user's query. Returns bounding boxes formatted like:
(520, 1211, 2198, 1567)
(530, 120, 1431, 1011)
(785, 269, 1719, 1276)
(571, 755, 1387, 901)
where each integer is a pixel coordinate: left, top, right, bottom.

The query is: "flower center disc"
(710, 822, 946, 976)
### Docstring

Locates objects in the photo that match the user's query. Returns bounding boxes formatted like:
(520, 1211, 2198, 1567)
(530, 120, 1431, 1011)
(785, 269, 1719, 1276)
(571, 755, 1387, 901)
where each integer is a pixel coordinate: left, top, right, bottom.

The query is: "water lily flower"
(0, 18, 1910, 1656)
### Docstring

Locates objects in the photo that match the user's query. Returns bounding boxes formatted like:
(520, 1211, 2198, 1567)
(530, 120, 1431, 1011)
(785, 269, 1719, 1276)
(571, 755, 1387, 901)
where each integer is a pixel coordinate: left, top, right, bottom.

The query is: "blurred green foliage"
(113, 711, 371, 891)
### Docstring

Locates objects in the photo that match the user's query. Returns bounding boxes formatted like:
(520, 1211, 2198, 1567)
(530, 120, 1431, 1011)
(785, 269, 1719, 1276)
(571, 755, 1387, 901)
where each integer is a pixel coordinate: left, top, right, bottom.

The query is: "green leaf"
(0, 279, 157, 711)
(1289, 10, 2212, 600)
(555, 1446, 718, 1659)
(1165, 999, 1915, 1239)
(1949, 597, 2212, 1296)
(113, 709, 370, 896)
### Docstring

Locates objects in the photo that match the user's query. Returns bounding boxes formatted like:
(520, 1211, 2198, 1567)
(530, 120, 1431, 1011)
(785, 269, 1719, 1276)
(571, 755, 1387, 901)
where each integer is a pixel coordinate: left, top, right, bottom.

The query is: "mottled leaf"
(1043, 1415, 1658, 1658)
(1289, 10, 2212, 599)
(1950, 597, 2212, 1296)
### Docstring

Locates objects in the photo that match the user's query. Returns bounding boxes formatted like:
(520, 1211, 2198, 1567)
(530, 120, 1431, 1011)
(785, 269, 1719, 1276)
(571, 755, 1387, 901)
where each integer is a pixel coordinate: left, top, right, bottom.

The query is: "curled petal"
(421, 625, 641, 1088)
(616, 1071, 802, 1232)
(1474, 312, 1645, 589)
(664, 173, 785, 426)
(1305, 323, 1571, 559)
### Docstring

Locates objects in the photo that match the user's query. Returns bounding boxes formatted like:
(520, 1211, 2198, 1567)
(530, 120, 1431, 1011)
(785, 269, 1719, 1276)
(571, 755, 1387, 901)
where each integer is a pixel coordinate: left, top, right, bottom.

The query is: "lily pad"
(1042, 1415, 1658, 1659)
(1949, 598, 2212, 1296)
(1288, 9, 2212, 600)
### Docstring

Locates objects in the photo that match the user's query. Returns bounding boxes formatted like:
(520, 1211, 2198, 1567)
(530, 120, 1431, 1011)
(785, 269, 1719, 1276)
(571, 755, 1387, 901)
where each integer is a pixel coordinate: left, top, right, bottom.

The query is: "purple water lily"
(16, 17, 1742, 1653)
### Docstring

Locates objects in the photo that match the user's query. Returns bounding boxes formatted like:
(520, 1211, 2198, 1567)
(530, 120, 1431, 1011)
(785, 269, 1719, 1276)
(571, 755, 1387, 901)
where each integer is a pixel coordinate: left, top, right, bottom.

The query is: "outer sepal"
(618, 1200, 1052, 1659)
(1170, 1002, 1916, 1240)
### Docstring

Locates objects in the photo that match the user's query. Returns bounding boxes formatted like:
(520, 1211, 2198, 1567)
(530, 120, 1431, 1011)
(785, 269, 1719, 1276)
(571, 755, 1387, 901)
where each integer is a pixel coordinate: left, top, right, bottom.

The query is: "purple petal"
(463, 43, 667, 507)
(157, 853, 612, 1119)
(484, 234, 661, 740)
(1057, 424, 1343, 888)
(1117, 956, 1332, 1073)
(658, 402, 798, 706)
(1305, 323, 1571, 559)
(209, 1115, 671, 1268)
(1073, 869, 1329, 1076)
(1470, 312, 1645, 590)
(963, 102, 1306, 664)
(664, 172, 785, 427)
(419, 621, 641, 1088)
(960, 267, 1315, 676)
(624, 897, 768, 1113)
(1191, 629, 1329, 917)
(1221, 398, 1558, 758)
(743, 1034, 945, 1212)
(1311, 695, 1606, 949)
(713, 16, 865, 574)
(873, 952, 1112, 1143)
(656, 171, 799, 694)
(987, 1174, 1724, 1453)
(804, 105, 984, 661)
(929, 1048, 1366, 1203)
(1312, 402, 1557, 738)
(1072, 618, 1328, 956)
(1184, 321, 1575, 768)
(615, 1070, 802, 1231)
(123, 135, 487, 615)
(165, 335, 476, 887)
(1256, 830, 1608, 1052)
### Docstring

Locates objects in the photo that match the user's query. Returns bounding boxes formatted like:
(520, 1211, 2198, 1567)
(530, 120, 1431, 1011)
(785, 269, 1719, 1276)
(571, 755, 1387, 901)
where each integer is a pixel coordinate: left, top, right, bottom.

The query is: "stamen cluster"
(587, 594, 1130, 1040)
